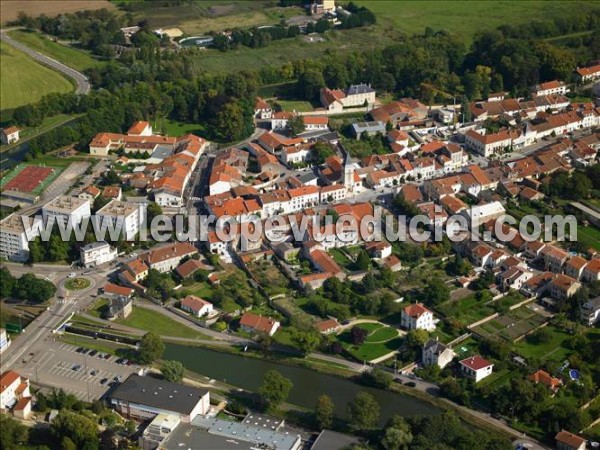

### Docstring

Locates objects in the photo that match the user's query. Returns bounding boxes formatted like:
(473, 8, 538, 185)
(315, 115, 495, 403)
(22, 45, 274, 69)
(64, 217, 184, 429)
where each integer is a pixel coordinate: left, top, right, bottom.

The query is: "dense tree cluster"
(0, 268, 56, 303)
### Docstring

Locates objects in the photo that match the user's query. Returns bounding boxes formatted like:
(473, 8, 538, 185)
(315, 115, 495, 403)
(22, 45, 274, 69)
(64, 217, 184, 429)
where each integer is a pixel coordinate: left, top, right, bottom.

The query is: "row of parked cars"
(75, 347, 111, 359)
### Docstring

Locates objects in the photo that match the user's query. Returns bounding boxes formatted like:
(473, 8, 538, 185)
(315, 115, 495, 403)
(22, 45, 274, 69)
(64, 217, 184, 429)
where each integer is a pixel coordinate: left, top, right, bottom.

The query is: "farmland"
(8, 29, 105, 72)
(0, 0, 115, 24)
(0, 41, 73, 110)
(354, 0, 598, 42)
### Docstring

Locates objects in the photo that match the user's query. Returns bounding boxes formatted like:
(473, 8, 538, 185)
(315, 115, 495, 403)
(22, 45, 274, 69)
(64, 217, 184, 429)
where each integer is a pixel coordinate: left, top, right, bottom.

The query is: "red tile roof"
(127, 121, 151, 135)
(555, 430, 586, 448)
(0, 371, 21, 394)
(459, 355, 493, 371)
(181, 295, 212, 312)
(104, 282, 134, 297)
(403, 303, 431, 319)
(240, 313, 278, 334)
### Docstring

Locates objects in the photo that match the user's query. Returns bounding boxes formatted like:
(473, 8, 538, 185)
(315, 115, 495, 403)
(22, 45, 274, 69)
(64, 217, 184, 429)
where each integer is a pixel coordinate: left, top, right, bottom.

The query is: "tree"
(355, 249, 370, 271)
(258, 370, 293, 410)
(297, 69, 325, 100)
(347, 392, 379, 430)
(287, 115, 305, 137)
(292, 329, 321, 354)
(0, 268, 16, 299)
(0, 413, 29, 448)
(51, 411, 98, 448)
(160, 360, 185, 382)
(312, 142, 335, 164)
(350, 326, 368, 345)
(13, 273, 56, 303)
(315, 394, 334, 429)
(422, 278, 450, 305)
(138, 332, 164, 364)
(382, 426, 413, 450)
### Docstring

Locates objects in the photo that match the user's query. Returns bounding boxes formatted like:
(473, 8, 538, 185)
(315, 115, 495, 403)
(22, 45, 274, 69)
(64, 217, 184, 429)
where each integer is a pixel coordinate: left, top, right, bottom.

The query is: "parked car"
(68, 272, 77, 278)
(405, 381, 416, 387)
(72, 364, 81, 371)
(100, 378, 108, 385)
(90, 370, 98, 376)
(88, 350, 98, 357)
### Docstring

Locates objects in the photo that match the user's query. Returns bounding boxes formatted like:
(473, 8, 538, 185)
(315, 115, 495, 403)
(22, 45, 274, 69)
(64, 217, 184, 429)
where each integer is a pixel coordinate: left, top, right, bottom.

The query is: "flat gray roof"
(311, 430, 362, 450)
(110, 374, 208, 415)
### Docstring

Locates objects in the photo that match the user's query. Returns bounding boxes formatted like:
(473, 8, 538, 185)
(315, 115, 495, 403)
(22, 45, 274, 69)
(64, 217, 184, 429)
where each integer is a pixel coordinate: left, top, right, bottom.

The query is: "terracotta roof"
(315, 318, 340, 333)
(304, 116, 328, 125)
(145, 242, 197, 265)
(13, 396, 31, 411)
(240, 313, 279, 334)
(555, 430, 586, 448)
(0, 371, 21, 393)
(403, 302, 432, 319)
(528, 370, 562, 390)
(127, 121, 150, 135)
(255, 97, 269, 110)
(459, 355, 493, 371)
(126, 258, 149, 276)
(104, 282, 134, 297)
(2, 126, 19, 135)
(103, 186, 121, 198)
(551, 274, 579, 291)
(181, 295, 212, 312)
(576, 64, 600, 77)
(176, 259, 208, 278)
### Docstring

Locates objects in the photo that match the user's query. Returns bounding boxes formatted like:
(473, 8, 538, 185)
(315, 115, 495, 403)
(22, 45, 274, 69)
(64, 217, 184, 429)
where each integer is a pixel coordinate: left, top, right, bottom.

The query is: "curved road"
(0, 28, 90, 95)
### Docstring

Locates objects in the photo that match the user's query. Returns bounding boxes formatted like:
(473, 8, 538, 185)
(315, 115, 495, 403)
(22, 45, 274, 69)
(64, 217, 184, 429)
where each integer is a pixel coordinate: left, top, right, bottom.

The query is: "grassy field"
(512, 325, 572, 361)
(152, 118, 207, 137)
(0, 41, 73, 110)
(130, 1, 303, 35)
(88, 298, 109, 319)
(354, 1, 597, 42)
(0, 114, 78, 152)
(8, 30, 105, 72)
(275, 99, 315, 112)
(577, 224, 600, 251)
(116, 306, 211, 340)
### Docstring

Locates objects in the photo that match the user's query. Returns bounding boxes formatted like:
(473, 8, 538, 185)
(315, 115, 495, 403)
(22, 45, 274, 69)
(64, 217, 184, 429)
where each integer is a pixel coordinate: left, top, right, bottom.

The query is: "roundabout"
(63, 276, 93, 292)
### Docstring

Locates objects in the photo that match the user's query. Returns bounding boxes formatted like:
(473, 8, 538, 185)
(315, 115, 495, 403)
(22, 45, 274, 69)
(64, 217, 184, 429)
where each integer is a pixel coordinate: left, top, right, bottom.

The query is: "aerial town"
(0, 1, 599, 449)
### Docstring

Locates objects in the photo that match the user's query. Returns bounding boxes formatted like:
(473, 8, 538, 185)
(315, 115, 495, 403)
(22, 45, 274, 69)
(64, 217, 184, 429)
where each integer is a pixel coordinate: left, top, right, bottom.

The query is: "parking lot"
(13, 341, 140, 401)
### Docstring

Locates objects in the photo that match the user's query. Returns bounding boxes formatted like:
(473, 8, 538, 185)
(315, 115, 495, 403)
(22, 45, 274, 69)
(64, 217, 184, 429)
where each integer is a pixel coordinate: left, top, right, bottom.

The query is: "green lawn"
(0, 41, 73, 110)
(153, 118, 207, 137)
(87, 298, 109, 319)
(577, 225, 600, 251)
(338, 322, 402, 362)
(275, 99, 315, 112)
(8, 29, 105, 72)
(436, 293, 495, 327)
(512, 325, 572, 361)
(116, 306, 211, 340)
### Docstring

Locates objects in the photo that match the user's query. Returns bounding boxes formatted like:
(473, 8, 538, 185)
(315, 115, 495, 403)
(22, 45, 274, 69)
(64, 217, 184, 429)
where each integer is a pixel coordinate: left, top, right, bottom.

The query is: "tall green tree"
(347, 392, 380, 430)
(315, 394, 334, 429)
(258, 370, 293, 411)
(160, 360, 185, 382)
(138, 332, 165, 364)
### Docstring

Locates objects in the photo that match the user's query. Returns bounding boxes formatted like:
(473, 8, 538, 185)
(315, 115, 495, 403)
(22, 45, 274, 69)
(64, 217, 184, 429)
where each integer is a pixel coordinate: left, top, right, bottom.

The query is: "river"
(164, 343, 439, 423)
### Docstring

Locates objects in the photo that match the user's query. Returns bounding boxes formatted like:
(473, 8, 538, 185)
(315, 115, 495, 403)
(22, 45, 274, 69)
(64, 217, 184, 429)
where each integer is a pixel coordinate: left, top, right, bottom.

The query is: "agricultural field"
(0, 0, 115, 24)
(512, 325, 572, 362)
(246, 259, 290, 297)
(337, 322, 403, 362)
(0, 41, 73, 110)
(8, 30, 105, 72)
(354, 0, 598, 42)
(577, 224, 600, 252)
(473, 307, 547, 342)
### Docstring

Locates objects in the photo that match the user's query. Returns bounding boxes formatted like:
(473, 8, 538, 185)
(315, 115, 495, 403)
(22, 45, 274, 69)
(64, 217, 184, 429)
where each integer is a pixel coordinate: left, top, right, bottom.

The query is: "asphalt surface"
(0, 28, 91, 95)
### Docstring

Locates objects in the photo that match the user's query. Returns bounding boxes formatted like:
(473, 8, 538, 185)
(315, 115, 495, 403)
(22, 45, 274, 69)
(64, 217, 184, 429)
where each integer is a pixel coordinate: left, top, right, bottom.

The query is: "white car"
(68, 272, 77, 278)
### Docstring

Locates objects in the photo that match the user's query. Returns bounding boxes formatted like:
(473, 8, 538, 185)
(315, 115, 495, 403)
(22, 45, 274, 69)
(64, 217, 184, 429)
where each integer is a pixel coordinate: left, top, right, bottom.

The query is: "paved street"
(0, 28, 90, 94)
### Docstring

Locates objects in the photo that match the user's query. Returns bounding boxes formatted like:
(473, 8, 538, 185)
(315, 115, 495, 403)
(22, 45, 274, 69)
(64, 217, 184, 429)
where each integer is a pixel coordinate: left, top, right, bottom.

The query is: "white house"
(96, 200, 143, 241)
(0, 127, 20, 145)
(581, 297, 600, 326)
(0, 370, 30, 410)
(531, 80, 569, 97)
(239, 312, 280, 336)
(303, 116, 329, 131)
(80, 241, 118, 268)
(180, 295, 214, 317)
(271, 111, 294, 130)
(575, 64, 600, 83)
(461, 202, 506, 228)
(255, 97, 272, 119)
(144, 242, 198, 273)
(42, 195, 91, 228)
(401, 303, 435, 331)
(459, 355, 494, 382)
(422, 339, 454, 369)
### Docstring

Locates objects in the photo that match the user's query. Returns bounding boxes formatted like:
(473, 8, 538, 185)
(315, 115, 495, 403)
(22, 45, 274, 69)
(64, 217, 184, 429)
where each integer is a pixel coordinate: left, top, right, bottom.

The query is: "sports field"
(0, 42, 73, 110)
(8, 30, 104, 72)
(0, 163, 63, 195)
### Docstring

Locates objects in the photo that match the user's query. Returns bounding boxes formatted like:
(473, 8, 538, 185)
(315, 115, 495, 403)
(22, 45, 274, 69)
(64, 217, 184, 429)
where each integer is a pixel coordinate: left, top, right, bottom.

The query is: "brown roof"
(528, 370, 562, 390)
(0, 371, 20, 393)
(13, 396, 31, 411)
(176, 259, 208, 278)
(459, 355, 493, 371)
(145, 242, 198, 265)
(104, 282, 134, 297)
(403, 302, 432, 319)
(315, 318, 340, 333)
(181, 295, 212, 312)
(240, 313, 279, 334)
(555, 430, 586, 448)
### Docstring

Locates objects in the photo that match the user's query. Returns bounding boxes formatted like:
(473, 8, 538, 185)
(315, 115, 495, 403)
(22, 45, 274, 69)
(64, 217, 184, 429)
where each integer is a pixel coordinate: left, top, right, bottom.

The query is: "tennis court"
(1, 164, 63, 195)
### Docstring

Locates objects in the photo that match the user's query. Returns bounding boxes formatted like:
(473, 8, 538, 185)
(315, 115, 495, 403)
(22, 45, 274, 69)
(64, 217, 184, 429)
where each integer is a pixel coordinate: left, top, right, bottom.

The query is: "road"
(0, 28, 90, 95)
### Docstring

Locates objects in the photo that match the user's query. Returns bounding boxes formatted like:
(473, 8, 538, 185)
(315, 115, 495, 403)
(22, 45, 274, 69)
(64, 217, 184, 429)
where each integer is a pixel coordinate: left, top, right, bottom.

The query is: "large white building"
(422, 339, 454, 369)
(320, 84, 376, 113)
(0, 329, 10, 354)
(144, 242, 198, 273)
(42, 195, 91, 228)
(96, 200, 143, 241)
(0, 214, 42, 262)
(80, 241, 118, 268)
(110, 374, 210, 423)
(464, 129, 513, 157)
